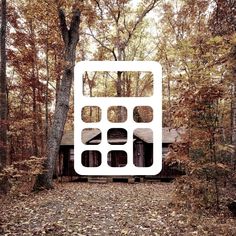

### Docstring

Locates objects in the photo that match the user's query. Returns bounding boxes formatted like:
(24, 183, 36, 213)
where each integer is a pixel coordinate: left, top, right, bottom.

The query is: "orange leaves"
(0, 156, 45, 195)
(178, 84, 224, 111)
(196, 85, 224, 104)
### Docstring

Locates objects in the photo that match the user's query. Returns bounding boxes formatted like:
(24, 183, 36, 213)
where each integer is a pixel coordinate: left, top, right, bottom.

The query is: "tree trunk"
(29, 20, 39, 157)
(0, 0, 7, 171)
(231, 45, 236, 170)
(34, 8, 81, 190)
(45, 27, 49, 147)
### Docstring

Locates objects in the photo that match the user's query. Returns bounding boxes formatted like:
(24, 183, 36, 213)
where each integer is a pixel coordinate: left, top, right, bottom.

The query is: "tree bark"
(0, 0, 7, 171)
(34, 8, 81, 190)
(231, 45, 236, 169)
(29, 20, 39, 157)
(45, 21, 50, 148)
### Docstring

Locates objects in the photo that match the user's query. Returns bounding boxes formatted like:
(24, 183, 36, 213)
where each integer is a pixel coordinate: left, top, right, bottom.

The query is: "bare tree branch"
(125, 0, 159, 45)
(94, 0, 103, 20)
(87, 28, 118, 60)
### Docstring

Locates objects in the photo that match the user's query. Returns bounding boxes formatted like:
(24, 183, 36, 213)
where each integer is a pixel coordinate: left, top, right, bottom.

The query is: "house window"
(107, 151, 127, 167)
(70, 149, 74, 161)
(107, 128, 127, 145)
(162, 147, 169, 157)
(81, 150, 101, 167)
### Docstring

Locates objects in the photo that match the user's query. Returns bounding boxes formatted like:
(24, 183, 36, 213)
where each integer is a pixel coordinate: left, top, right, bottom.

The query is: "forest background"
(0, 0, 236, 212)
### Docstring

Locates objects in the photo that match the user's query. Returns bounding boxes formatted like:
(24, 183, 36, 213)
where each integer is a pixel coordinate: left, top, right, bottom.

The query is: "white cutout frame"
(74, 61, 162, 175)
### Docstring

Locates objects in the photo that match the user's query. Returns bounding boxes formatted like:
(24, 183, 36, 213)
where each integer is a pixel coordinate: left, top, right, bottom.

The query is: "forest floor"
(0, 182, 235, 236)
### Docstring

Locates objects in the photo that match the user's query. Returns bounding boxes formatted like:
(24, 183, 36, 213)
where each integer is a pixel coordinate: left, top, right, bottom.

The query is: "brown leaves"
(0, 183, 173, 235)
(1, 182, 236, 235)
(0, 157, 45, 195)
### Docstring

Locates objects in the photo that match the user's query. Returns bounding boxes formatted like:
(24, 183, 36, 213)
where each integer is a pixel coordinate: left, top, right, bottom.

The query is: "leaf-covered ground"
(0, 182, 235, 236)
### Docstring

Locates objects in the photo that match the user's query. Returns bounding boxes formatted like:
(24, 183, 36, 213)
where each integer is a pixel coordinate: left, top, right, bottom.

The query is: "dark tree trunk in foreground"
(34, 8, 81, 190)
(0, 0, 7, 171)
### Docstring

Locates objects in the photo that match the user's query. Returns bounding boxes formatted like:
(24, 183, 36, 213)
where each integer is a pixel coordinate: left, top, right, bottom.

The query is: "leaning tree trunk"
(34, 8, 81, 190)
(0, 0, 7, 171)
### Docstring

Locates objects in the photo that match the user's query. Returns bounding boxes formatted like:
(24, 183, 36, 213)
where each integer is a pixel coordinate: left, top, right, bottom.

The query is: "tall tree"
(209, 0, 236, 169)
(0, 0, 7, 171)
(89, 0, 159, 120)
(156, 0, 233, 208)
(34, 7, 81, 189)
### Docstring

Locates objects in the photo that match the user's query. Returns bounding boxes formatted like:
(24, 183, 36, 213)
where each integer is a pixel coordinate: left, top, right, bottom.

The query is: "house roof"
(134, 128, 153, 143)
(60, 130, 74, 146)
(60, 129, 100, 146)
(81, 129, 101, 144)
(60, 128, 184, 146)
(162, 127, 184, 143)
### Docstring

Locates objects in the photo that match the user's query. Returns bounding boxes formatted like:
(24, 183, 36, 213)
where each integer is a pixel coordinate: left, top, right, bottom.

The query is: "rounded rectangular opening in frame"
(82, 71, 153, 97)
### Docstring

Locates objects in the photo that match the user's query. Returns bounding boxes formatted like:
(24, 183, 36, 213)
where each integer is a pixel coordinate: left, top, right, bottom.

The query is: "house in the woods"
(58, 127, 185, 181)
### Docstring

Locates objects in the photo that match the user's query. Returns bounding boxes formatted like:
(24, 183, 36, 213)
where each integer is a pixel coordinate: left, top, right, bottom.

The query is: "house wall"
(59, 145, 76, 176)
(59, 142, 184, 178)
(145, 143, 153, 167)
(133, 140, 145, 167)
(107, 128, 127, 140)
(157, 143, 185, 178)
(108, 150, 127, 167)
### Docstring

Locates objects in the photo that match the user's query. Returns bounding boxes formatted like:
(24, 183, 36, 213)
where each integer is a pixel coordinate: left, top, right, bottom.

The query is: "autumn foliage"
(0, 0, 235, 218)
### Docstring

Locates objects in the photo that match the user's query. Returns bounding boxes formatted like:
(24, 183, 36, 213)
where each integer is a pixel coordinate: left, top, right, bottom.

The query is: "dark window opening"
(107, 128, 127, 145)
(107, 151, 127, 167)
(82, 150, 101, 167)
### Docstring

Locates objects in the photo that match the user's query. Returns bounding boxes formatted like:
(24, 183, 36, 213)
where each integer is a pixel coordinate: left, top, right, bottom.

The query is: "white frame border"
(74, 61, 162, 175)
